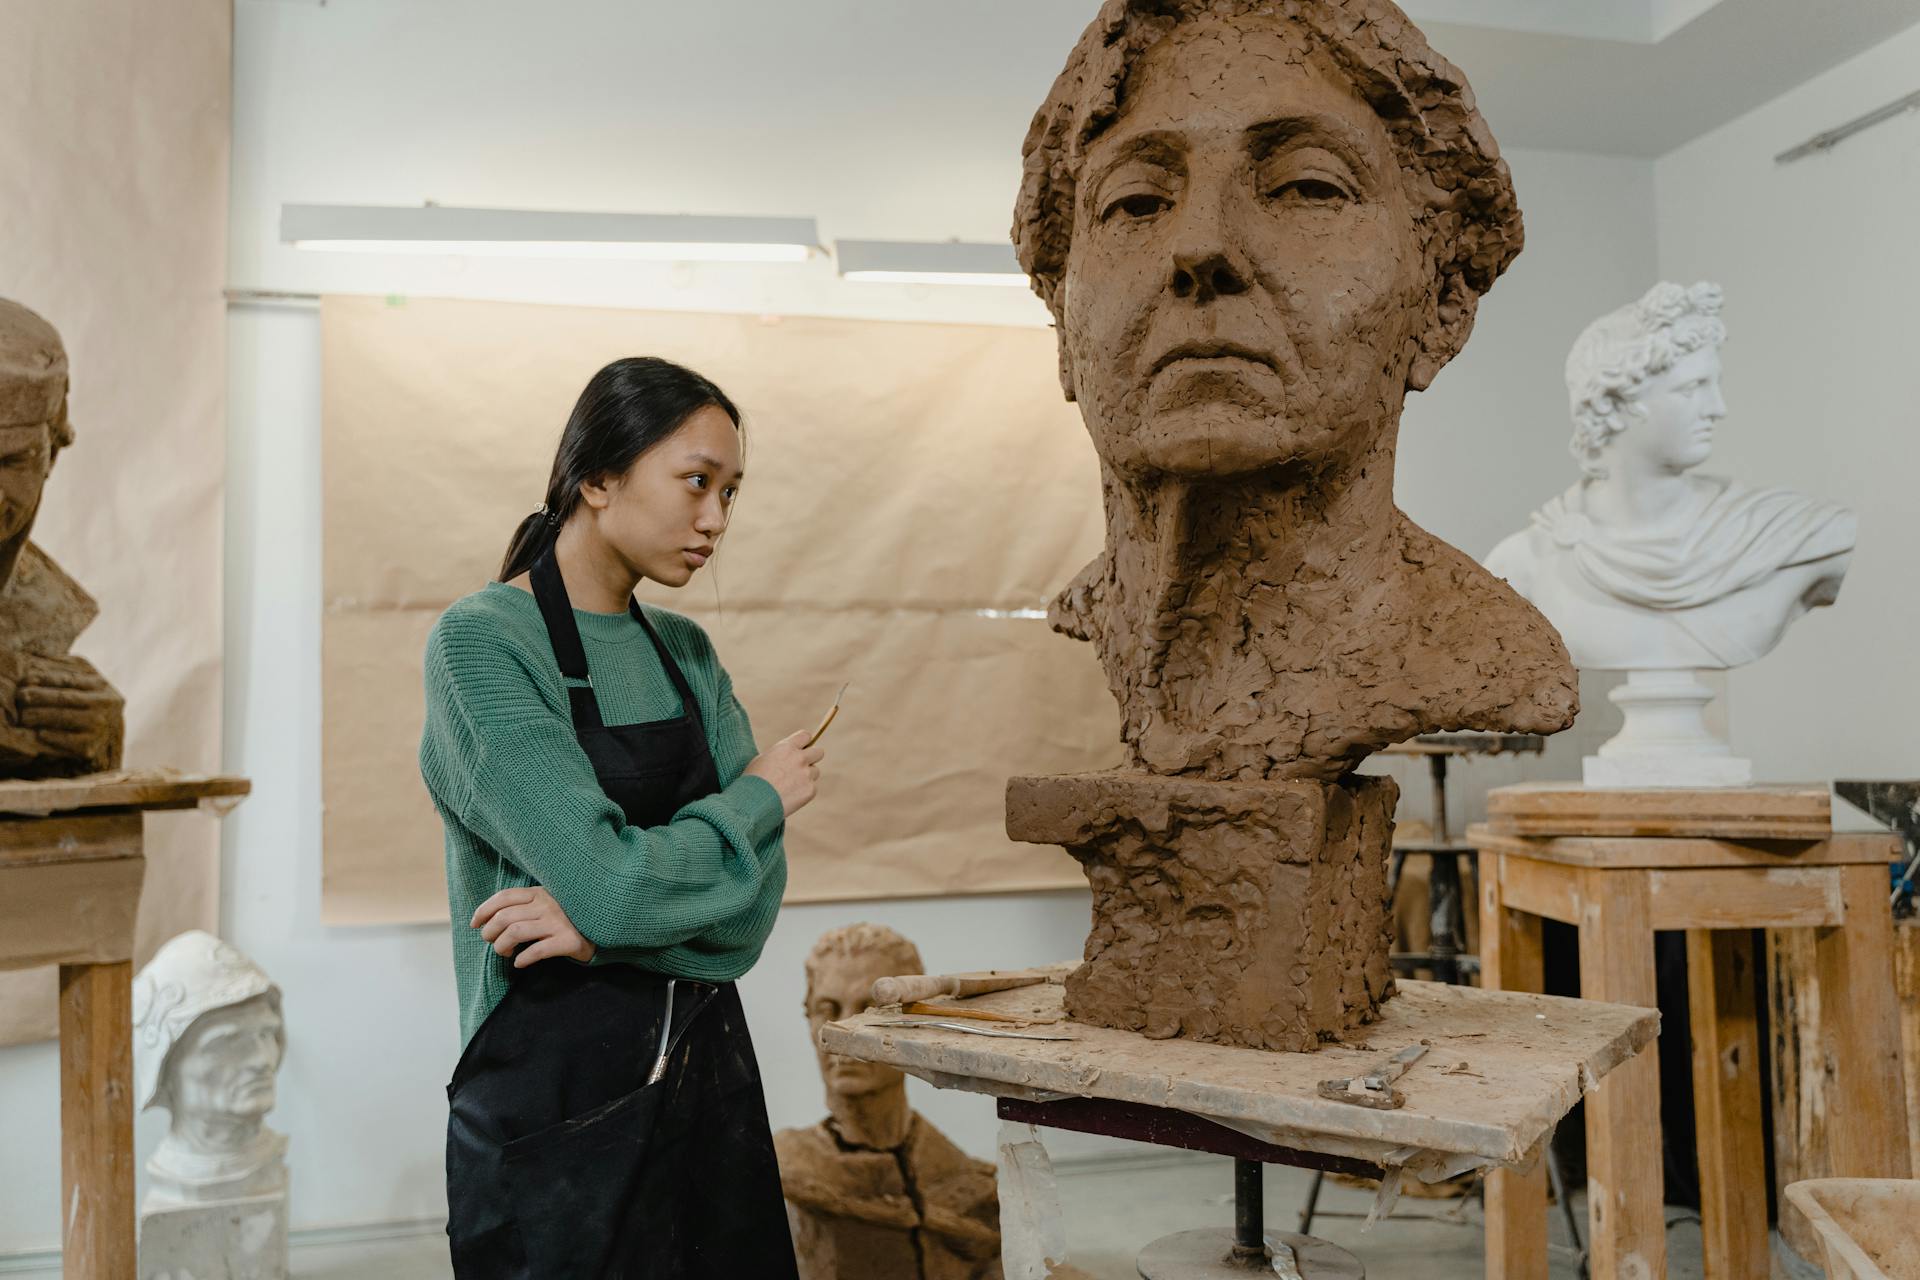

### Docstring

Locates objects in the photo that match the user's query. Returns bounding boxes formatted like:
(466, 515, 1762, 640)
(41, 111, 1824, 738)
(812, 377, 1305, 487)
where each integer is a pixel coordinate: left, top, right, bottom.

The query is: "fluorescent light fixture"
(835, 239, 1029, 287)
(281, 204, 820, 263)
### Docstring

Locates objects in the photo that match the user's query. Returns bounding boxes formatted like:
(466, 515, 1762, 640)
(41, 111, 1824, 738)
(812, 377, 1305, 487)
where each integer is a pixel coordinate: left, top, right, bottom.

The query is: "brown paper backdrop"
(321, 295, 1120, 923)
(0, 0, 230, 1042)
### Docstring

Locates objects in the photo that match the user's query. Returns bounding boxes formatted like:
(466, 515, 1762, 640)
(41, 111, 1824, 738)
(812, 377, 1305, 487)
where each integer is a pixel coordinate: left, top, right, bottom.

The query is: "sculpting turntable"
(823, 967, 1656, 1278)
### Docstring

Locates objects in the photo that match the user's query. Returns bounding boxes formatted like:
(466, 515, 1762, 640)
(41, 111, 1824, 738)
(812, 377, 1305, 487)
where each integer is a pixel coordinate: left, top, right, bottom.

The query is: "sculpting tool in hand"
(804, 682, 849, 748)
(1316, 1042, 1431, 1110)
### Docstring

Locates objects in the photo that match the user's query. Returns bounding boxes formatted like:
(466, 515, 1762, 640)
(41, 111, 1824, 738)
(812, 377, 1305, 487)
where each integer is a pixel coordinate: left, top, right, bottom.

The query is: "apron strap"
(529, 545, 607, 733)
(626, 599, 708, 741)
(528, 544, 709, 740)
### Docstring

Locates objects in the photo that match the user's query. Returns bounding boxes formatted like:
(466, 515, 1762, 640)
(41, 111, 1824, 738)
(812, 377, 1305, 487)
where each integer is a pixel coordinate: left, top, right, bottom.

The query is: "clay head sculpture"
(1486, 282, 1854, 784)
(1014, 0, 1575, 782)
(0, 302, 75, 570)
(803, 922, 923, 1105)
(0, 298, 124, 777)
(133, 931, 288, 1203)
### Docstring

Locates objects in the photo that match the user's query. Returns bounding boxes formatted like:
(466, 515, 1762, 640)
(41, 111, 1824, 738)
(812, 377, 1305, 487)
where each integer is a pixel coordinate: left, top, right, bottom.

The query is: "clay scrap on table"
(776, 925, 1003, 1280)
(1006, 0, 1576, 1051)
(0, 298, 124, 777)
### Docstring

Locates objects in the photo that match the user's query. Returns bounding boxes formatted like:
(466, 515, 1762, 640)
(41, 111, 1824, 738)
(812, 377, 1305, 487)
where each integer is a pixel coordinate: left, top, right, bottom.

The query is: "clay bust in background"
(0, 299, 124, 776)
(1486, 282, 1855, 671)
(1013, 0, 1575, 782)
(776, 924, 1002, 1280)
(133, 930, 288, 1206)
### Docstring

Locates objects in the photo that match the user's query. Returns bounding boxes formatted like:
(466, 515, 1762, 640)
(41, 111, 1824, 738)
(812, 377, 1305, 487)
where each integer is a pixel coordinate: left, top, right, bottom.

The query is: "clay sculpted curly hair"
(1564, 281, 1726, 478)
(1011, 0, 1524, 399)
(802, 923, 924, 1008)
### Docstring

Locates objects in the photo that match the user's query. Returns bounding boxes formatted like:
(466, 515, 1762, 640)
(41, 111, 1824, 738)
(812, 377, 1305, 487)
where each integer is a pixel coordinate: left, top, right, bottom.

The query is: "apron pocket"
(499, 1082, 668, 1278)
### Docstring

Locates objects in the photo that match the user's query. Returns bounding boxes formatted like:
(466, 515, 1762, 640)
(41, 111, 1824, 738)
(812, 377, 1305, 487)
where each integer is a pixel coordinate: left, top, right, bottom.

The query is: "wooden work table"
(1474, 782, 1909, 1280)
(0, 770, 251, 1280)
(823, 968, 1658, 1278)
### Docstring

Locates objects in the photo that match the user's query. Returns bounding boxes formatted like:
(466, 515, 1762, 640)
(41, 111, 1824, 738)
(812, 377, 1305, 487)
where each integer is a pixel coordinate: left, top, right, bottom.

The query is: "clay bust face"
(0, 422, 53, 546)
(1060, 16, 1426, 480)
(806, 952, 905, 1099)
(1605, 345, 1725, 481)
(166, 994, 283, 1124)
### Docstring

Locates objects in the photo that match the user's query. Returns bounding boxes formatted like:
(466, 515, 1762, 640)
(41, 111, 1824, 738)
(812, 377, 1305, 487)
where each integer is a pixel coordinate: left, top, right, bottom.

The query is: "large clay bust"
(1013, 0, 1576, 783)
(776, 924, 1001, 1280)
(1486, 282, 1855, 672)
(0, 299, 124, 776)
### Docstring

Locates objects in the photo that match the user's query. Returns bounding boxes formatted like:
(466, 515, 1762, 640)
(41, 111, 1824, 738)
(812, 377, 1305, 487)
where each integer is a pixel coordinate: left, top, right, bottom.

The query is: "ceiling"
(1407, 0, 1920, 155)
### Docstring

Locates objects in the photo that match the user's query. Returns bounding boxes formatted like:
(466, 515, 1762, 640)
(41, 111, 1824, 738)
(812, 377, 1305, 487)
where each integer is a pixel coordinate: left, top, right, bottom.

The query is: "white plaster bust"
(1487, 282, 1854, 671)
(1485, 283, 1855, 784)
(133, 930, 287, 1205)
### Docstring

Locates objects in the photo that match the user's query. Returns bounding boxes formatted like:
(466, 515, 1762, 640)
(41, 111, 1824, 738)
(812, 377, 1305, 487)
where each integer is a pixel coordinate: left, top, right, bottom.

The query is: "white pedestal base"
(1584, 669, 1752, 789)
(139, 1191, 288, 1280)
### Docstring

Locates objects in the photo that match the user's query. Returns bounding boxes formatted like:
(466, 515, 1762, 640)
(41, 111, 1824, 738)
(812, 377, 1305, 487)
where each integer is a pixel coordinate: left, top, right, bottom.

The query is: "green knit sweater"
(419, 581, 788, 1049)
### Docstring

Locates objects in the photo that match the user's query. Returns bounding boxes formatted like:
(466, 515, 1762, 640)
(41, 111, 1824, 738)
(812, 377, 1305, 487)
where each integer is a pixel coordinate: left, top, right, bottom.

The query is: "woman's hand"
(471, 886, 597, 967)
(743, 729, 826, 817)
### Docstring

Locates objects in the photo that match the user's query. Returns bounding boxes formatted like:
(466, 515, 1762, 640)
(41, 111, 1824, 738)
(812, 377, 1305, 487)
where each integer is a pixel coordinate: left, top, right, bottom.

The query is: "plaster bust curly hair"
(1009, 0, 1574, 781)
(1566, 282, 1727, 478)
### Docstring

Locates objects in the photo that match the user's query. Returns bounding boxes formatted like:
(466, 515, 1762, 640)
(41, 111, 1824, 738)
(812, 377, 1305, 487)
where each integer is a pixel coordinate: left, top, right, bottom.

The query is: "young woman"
(420, 357, 819, 1278)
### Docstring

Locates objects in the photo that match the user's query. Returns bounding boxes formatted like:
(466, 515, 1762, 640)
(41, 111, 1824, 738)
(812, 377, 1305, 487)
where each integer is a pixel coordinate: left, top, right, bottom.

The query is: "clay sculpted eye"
(1266, 175, 1352, 206)
(1102, 190, 1172, 222)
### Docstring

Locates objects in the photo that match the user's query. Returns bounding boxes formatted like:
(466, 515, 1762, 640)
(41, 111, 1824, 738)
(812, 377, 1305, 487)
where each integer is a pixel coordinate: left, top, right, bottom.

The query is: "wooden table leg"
(997, 1119, 1071, 1280)
(1686, 929, 1767, 1280)
(1479, 851, 1549, 1280)
(58, 960, 135, 1280)
(1818, 866, 1912, 1182)
(1578, 869, 1665, 1280)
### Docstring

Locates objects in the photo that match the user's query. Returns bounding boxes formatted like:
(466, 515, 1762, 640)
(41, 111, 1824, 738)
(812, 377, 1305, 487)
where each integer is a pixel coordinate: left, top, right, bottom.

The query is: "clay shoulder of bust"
(0, 541, 99, 654)
(772, 1122, 917, 1226)
(1482, 524, 1541, 597)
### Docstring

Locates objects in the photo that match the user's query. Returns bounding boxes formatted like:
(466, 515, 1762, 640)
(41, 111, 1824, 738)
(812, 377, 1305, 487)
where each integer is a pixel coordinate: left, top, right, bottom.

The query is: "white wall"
(1, 0, 1661, 1251)
(1653, 21, 1920, 785)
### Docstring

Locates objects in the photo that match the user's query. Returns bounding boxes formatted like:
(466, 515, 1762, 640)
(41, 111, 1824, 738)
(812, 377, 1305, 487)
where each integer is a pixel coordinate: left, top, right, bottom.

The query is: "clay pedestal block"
(1006, 771, 1397, 1052)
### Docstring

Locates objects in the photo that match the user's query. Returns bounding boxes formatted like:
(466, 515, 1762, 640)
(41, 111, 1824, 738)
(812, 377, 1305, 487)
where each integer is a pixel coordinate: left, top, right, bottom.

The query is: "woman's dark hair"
(499, 356, 742, 581)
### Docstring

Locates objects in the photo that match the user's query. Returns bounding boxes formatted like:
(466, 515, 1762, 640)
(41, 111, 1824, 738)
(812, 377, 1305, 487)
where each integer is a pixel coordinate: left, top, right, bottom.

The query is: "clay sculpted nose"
(1169, 248, 1250, 304)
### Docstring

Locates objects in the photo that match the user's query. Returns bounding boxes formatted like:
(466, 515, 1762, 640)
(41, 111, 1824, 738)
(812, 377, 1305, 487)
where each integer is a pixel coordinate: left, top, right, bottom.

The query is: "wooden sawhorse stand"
(0, 772, 250, 1280)
(1473, 783, 1910, 1280)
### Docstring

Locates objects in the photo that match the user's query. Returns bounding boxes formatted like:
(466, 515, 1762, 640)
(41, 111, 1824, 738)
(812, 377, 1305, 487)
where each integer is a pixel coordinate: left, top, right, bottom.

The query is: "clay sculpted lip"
(1148, 340, 1280, 378)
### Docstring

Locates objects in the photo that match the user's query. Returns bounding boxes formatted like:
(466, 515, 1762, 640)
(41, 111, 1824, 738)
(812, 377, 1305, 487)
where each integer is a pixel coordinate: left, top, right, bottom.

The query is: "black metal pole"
(1233, 1158, 1265, 1258)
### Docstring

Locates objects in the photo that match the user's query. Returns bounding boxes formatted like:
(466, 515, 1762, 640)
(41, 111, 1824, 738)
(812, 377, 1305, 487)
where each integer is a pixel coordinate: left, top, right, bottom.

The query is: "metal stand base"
(1137, 1229, 1366, 1278)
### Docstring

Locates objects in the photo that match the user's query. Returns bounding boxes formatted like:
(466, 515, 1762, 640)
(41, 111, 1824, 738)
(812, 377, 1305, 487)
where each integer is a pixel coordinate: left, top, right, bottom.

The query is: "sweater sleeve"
(425, 610, 788, 952)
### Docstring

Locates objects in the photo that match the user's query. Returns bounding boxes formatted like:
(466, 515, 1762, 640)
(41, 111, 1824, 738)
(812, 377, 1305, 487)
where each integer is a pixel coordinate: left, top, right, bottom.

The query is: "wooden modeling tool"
(870, 969, 1054, 1007)
(805, 682, 849, 748)
(901, 1002, 1029, 1023)
(1317, 1042, 1430, 1110)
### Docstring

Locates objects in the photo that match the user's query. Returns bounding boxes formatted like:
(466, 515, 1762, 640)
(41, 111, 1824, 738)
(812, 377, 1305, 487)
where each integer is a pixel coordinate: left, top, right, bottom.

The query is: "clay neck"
(552, 518, 643, 613)
(1582, 460, 1699, 531)
(827, 1084, 913, 1151)
(1112, 438, 1398, 624)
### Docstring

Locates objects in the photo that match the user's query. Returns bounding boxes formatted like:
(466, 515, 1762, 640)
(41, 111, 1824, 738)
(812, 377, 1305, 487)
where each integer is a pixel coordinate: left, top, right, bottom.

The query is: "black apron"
(444, 546, 798, 1280)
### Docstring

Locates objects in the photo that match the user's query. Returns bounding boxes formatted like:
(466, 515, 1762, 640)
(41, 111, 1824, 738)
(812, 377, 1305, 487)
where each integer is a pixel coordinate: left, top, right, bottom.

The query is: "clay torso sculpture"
(777, 925, 1002, 1280)
(1486, 282, 1854, 785)
(0, 299, 124, 777)
(1006, 0, 1575, 1051)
